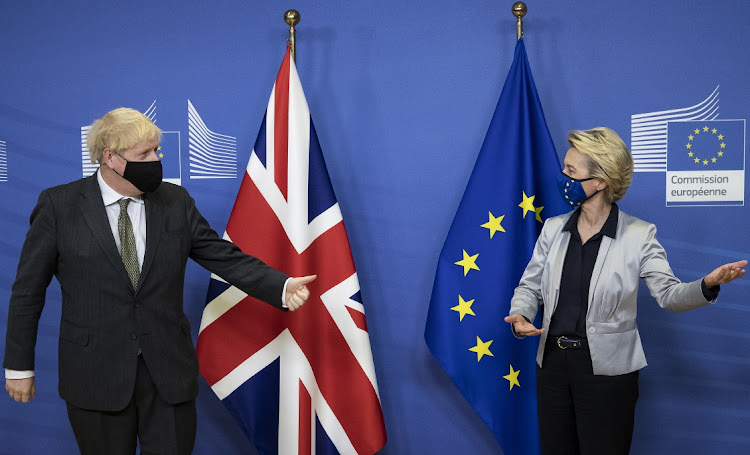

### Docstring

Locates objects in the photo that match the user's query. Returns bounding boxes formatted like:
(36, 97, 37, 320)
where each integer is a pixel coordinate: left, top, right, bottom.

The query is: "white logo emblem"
(0, 140, 7, 182)
(188, 100, 237, 179)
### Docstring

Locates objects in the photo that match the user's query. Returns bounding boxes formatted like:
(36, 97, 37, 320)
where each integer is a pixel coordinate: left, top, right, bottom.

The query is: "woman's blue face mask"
(557, 172, 598, 208)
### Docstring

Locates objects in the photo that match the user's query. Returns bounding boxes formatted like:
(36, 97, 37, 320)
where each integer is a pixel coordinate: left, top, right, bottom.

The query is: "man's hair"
(87, 108, 162, 163)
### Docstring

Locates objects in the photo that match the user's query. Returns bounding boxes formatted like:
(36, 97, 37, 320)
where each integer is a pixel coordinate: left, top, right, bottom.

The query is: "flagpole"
(284, 9, 300, 62)
(512, 2, 527, 40)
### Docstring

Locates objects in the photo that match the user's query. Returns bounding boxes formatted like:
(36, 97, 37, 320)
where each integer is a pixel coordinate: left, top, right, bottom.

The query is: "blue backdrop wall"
(1, 0, 749, 453)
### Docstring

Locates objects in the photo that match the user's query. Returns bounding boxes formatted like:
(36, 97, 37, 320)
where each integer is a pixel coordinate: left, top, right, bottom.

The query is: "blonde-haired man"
(4, 107, 316, 454)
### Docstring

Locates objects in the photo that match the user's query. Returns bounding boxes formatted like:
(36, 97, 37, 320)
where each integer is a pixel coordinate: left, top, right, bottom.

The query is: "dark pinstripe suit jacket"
(3, 174, 288, 411)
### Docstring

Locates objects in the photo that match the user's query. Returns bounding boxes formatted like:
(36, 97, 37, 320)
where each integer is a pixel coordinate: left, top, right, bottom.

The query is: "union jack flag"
(196, 46, 387, 454)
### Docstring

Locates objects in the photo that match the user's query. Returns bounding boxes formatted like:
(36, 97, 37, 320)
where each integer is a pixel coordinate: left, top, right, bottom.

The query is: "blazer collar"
(588, 236, 613, 309)
(562, 203, 619, 239)
(139, 190, 163, 288)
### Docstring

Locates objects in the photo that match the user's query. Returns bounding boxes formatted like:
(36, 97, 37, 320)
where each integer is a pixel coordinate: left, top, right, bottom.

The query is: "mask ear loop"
(106, 151, 128, 180)
(579, 177, 602, 203)
(592, 176, 608, 197)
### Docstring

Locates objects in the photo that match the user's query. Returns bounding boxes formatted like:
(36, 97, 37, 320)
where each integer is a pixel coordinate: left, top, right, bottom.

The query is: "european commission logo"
(0, 139, 7, 182)
(666, 120, 745, 206)
(631, 86, 746, 206)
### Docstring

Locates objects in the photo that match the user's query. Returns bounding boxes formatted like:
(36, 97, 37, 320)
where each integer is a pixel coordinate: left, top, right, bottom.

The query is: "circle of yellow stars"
(448, 190, 545, 392)
(157, 145, 164, 159)
(686, 125, 725, 166)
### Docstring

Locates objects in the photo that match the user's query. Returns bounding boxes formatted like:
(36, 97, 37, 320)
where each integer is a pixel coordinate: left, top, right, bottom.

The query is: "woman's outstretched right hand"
(504, 314, 545, 337)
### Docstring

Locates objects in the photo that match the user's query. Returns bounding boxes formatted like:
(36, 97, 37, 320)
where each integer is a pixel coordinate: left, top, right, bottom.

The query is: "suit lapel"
(139, 191, 163, 291)
(588, 236, 613, 310)
(549, 231, 571, 315)
(78, 174, 133, 286)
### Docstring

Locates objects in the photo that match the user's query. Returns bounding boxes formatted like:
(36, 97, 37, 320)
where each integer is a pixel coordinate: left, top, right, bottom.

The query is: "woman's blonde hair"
(567, 127, 633, 204)
(87, 107, 162, 163)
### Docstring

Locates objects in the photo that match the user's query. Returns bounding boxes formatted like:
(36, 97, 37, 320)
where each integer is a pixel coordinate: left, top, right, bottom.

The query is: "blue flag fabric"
(425, 39, 569, 455)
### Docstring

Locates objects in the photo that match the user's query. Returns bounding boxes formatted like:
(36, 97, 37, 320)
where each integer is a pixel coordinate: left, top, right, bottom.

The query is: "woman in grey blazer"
(504, 127, 746, 455)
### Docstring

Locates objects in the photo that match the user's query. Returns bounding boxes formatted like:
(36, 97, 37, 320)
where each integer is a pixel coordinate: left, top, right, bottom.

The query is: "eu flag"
(425, 38, 569, 455)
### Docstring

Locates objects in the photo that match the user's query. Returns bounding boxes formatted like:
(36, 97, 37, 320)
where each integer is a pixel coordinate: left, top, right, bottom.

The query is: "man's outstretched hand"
(285, 275, 317, 311)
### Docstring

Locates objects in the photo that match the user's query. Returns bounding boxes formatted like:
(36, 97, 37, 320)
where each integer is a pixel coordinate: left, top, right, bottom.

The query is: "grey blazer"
(3, 174, 289, 411)
(510, 208, 715, 376)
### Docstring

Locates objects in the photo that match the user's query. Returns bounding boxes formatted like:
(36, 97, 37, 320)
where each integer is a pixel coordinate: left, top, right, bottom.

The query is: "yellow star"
(718, 151, 724, 157)
(711, 157, 717, 163)
(688, 134, 694, 140)
(712, 128, 717, 134)
(468, 336, 494, 361)
(480, 212, 505, 239)
(718, 134, 724, 140)
(703, 160, 708, 165)
(688, 151, 694, 157)
(158, 153, 164, 159)
(503, 364, 521, 391)
(455, 250, 480, 276)
(686, 143, 692, 149)
(694, 157, 700, 163)
(518, 191, 536, 219)
(534, 205, 544, 223)
(703, 126, 709, 132)
(451, 295, 476, 321)
(694, 128, 700, 134)
(720, 142, 726, 148)
(157, 146, 162, 151)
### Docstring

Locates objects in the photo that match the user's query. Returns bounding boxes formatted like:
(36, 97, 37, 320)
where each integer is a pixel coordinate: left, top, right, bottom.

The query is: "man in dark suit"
(3, 107, 316, 454)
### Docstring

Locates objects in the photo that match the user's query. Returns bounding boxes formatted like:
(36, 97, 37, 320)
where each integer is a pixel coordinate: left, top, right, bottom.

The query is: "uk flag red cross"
(196, 46, 387, 455)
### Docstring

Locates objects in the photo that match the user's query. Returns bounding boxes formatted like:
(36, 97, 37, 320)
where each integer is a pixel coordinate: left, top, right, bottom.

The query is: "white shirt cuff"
(281, 277, 291, 308)
(5, 369, 34, 379)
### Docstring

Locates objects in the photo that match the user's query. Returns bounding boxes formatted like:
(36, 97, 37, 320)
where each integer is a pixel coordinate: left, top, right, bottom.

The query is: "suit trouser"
(66, 355, 197, 455)
(536, 340, 639, 455)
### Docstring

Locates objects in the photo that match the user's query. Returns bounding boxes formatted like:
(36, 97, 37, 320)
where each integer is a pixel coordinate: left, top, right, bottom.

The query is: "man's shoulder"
(42, 175, 95, 199)
(150, 181, 190, 200)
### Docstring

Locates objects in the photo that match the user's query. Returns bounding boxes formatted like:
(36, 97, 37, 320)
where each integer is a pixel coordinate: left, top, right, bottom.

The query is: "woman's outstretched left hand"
(704, 260, 748, 287)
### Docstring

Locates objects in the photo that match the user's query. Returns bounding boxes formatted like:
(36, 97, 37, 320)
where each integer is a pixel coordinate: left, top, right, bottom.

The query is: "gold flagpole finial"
(512, 2, 527, 40)
(284, 9, 301, 62)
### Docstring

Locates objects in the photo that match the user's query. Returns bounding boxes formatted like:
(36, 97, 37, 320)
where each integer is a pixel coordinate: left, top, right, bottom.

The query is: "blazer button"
(589, 327, 596, 333)
(131, 333, 138, 340)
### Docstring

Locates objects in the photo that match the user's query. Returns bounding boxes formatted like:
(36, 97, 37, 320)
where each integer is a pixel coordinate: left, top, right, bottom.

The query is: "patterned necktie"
(117, 198, 140, 289)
